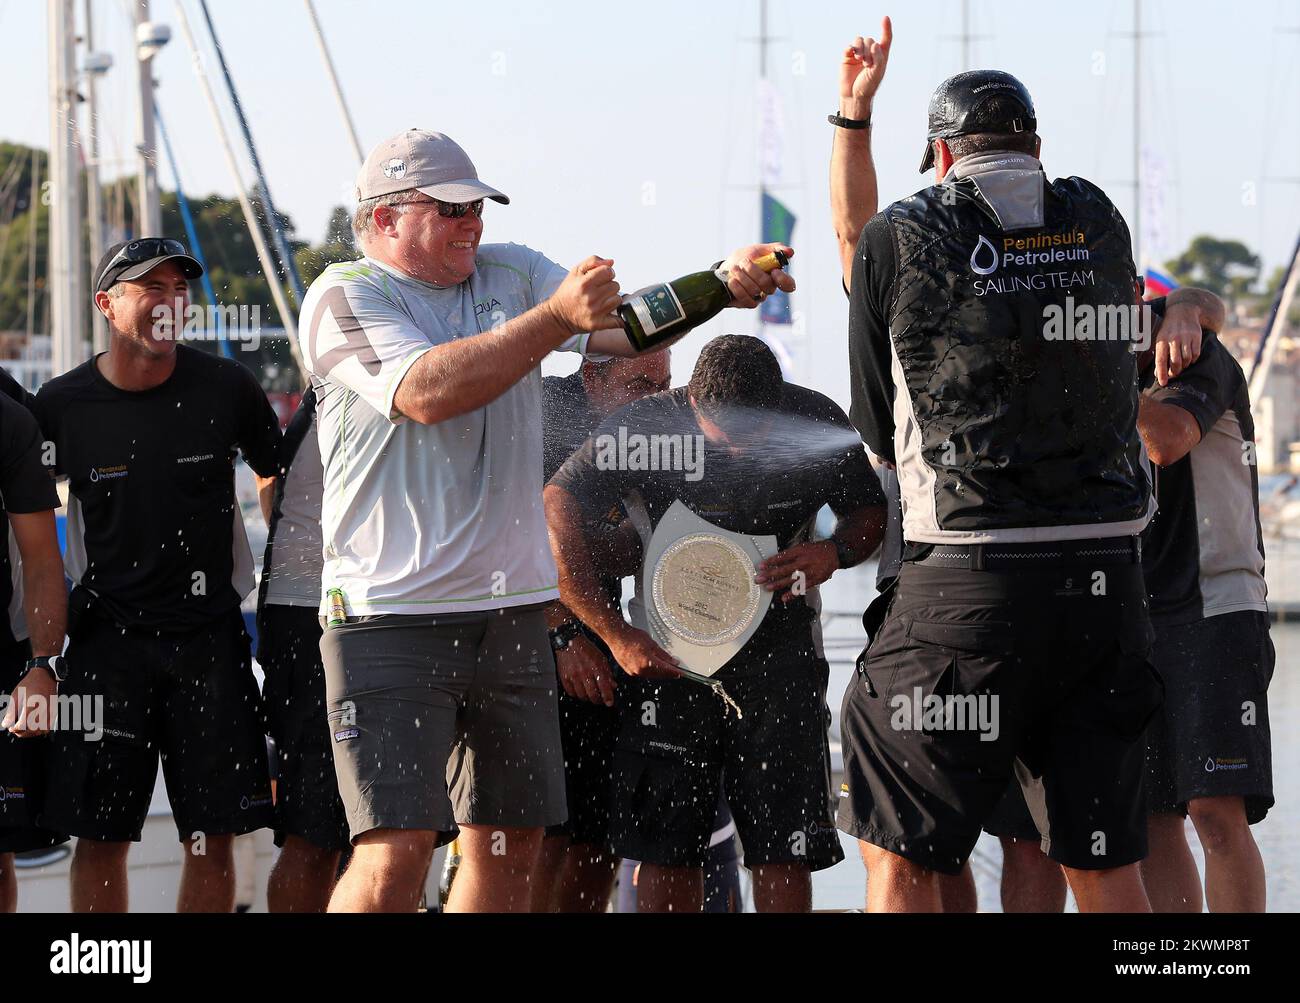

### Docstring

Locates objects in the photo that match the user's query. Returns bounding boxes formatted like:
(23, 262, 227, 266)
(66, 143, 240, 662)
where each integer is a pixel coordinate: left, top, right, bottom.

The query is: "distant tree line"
(0, 140, 356, 337)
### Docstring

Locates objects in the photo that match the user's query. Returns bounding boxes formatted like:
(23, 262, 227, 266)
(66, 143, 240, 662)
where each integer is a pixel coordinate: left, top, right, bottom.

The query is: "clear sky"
(4, 0, 1298, 401)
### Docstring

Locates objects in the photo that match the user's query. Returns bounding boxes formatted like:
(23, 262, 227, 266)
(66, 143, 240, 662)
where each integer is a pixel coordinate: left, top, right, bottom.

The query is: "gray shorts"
(319, 603, 567, 843)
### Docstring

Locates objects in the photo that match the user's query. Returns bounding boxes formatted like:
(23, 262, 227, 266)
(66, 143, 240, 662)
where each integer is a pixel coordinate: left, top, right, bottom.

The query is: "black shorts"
(611, 642, 843, 871)
(547, 686, 620, 847)
(259, 604, 349, 853)
(0, 639, 68, 854)
(838, 560, 1162, 875)
(982, 775, 1042, 842)
(1145, 610, 1274, 823)
(44, 595, 273, 843)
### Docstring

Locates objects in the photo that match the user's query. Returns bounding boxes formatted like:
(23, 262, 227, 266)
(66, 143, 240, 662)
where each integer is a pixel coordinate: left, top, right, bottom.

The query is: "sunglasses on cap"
(406, 197, 485, 219)
(102, 238, 189, 273)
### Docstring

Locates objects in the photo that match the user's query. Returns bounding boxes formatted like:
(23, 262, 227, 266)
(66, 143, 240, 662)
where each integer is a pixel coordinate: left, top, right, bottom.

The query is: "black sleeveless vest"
(883, 172, 1153, 542)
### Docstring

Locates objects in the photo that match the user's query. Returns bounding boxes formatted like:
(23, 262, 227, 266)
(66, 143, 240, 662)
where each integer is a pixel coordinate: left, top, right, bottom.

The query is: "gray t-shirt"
(297, 246, 594, 616)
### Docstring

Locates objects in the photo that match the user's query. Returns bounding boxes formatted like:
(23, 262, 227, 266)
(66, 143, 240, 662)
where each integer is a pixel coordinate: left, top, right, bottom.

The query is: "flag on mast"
(760, 191, 795, 325)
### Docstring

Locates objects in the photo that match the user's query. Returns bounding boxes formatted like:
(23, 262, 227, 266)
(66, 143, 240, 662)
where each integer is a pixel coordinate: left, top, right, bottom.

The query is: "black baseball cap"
(919, 69, 1037, 173)
(94, 238, 204, 295)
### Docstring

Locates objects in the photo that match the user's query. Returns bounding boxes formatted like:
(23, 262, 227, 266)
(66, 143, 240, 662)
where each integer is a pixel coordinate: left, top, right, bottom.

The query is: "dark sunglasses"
(103, 238, 188, 273)
(407, 198, 485, 219)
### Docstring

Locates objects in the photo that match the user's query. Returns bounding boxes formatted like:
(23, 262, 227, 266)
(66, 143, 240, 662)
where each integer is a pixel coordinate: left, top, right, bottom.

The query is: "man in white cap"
(300, 129, 793, 912)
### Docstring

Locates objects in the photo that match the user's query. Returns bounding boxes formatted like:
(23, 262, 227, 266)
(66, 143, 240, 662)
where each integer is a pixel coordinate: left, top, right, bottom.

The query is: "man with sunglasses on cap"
(32, 238, 283, 912)
(301, 129, 792, 913)
(838, 69, 1166, 912)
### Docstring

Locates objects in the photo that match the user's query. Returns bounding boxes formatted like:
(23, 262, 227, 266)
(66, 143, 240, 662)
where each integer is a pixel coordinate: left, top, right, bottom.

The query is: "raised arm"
(831, 18, 892, 291)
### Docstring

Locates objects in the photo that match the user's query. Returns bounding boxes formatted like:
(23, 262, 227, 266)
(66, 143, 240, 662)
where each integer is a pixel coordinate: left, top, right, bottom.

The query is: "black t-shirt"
(0, 367, 37, 412)
(550, 384, 885, 658)
(34, 345, 282, 631)
(0, 388, 60, 646)
(1140, 300, 1265, 626)
(846, 213, 900, 464)
(542, 371, 625, 607)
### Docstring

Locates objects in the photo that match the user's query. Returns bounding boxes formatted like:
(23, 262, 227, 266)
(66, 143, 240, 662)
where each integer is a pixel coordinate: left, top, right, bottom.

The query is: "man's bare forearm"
(24, 556, 66, 659)
(544, 486, 632, 644)
(257, 475, 276, 527)
(395, 302, 573, 424)
(831, 503, 887, 567)
(1165, 287, 1226, 333)
(830, 95, 878, 290)
(1137, 395, 1202, 467)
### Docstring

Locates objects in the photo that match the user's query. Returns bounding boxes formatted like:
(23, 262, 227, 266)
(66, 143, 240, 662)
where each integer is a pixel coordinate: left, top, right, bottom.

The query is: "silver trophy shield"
(635, 500, 778, 677)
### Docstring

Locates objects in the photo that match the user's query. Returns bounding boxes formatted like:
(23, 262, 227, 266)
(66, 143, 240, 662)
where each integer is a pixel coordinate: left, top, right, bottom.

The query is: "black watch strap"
(25, 654, 66, 683)
(828, 112, 871, 129)
(831, 535, 857, 570)
(548, 620, 585, 653)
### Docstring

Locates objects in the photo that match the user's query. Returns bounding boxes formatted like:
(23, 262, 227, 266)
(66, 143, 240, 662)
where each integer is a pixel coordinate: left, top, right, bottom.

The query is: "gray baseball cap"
(356, 129, 510, 205)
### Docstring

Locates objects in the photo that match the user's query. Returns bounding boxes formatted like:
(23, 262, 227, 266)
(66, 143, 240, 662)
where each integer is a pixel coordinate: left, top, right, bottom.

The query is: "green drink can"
(326, 588, 347, 627)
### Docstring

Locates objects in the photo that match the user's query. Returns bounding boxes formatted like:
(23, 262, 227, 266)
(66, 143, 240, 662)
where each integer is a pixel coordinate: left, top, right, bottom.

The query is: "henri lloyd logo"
(50, 934, 151, 983)
(970, 228, 1094, 296)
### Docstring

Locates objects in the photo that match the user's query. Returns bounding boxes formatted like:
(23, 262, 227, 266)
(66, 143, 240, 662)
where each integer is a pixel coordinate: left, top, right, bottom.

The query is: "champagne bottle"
(618, 249, 790, 352)
(436, 837, 462, 911)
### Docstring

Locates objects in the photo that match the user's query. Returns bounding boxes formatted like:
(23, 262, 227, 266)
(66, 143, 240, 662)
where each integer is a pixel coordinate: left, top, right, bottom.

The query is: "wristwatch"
(828, 112, 871, 129)
(548, 620, 585, 653)
(830, 535, 857, 570)
(24, 654, 67, 683)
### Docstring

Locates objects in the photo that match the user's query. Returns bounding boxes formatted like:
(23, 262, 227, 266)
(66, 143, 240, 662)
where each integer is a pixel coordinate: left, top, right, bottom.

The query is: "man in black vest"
(839, 70, 1162, 912)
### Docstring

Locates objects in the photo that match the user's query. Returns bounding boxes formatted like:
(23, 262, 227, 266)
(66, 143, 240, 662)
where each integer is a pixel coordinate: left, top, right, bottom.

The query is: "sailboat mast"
(84, 0, 109, 352)
(134, 0, 162, 236)
(47, 0, 84, 375)
(172, 0, 303, 371)
(303, 0, 364, 167)
(1133, 0, 1142, 270)
(963, 0, 971, 70)
(757, 0, 767, 339)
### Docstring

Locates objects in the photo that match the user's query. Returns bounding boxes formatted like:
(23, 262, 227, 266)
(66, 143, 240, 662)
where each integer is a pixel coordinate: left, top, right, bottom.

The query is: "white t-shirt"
(261, 409, 324, 608)
(297, 245, 594, 616)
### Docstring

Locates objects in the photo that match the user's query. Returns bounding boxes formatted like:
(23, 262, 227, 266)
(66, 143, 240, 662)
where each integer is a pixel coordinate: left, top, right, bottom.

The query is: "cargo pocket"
(1079, 618, 1164, 741)
(1114, 619, 1164, 740)
(895, 618, 1015, 742)
(326, 706, 384, 804)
